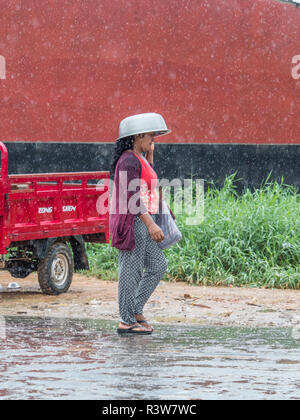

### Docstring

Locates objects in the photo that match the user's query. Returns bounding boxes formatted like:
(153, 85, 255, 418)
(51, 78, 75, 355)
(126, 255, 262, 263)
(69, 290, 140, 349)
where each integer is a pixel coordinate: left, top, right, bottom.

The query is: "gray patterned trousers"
(118, 215, 168, 325)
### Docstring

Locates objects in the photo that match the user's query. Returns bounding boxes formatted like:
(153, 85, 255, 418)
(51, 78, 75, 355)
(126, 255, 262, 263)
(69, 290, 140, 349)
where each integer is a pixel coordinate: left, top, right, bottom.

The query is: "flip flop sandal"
(137, 320, 154, 331)
(117, 325, 152, 335)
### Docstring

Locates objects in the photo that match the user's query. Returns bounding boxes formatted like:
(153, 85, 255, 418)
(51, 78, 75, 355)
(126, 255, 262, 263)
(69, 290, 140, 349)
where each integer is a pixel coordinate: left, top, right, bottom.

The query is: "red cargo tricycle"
(0, 142, 110, 295)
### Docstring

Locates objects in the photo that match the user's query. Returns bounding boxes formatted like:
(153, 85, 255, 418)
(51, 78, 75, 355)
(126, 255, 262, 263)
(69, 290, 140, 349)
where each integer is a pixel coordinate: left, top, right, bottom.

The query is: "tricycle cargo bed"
(0, 143, 109, 253)
(2, 171, 110, 251)
(0, 142, 110, 295)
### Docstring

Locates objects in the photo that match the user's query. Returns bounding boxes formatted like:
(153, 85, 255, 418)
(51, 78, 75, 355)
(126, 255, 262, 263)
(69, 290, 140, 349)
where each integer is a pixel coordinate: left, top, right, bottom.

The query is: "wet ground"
(1, 273, 300, 328)
(0, 316, 299, 400)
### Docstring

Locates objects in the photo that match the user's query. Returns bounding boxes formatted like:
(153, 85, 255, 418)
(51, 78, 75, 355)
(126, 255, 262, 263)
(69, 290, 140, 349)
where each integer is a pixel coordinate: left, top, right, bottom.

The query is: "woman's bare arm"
(141, 143, 164, 241)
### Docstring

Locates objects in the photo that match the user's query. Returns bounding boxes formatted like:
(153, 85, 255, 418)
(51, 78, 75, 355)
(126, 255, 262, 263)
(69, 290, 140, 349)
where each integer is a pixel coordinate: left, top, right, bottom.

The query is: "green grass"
(84, 242, 119, 281)
(84, 174, 300, 289)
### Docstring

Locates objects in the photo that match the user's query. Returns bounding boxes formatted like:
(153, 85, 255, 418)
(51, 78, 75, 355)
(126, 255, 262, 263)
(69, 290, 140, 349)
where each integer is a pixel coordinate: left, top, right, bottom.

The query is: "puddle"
(0, 316, 299, 400)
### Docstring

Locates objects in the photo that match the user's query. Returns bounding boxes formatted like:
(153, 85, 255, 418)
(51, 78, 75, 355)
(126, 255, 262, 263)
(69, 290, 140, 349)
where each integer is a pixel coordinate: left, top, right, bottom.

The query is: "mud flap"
(69, 236, 89, 271)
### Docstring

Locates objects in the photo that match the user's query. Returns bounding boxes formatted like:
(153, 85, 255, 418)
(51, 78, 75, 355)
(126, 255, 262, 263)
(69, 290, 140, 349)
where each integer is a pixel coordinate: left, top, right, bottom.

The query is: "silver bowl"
(118, 113, 171, 140)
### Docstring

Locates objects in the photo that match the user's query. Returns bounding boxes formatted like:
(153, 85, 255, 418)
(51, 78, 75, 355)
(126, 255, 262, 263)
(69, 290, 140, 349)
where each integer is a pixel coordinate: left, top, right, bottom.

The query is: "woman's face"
(135, 132, 155, 153)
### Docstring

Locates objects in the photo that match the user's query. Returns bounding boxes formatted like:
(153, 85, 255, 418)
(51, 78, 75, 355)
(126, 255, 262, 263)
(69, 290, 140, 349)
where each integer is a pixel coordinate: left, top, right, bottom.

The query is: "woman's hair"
(111, 135, 135, 173)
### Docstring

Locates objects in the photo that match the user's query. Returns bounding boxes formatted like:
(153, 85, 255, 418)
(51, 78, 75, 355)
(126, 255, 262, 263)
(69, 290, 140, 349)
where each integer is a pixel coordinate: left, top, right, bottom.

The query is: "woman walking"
(110, 113, 171, 334)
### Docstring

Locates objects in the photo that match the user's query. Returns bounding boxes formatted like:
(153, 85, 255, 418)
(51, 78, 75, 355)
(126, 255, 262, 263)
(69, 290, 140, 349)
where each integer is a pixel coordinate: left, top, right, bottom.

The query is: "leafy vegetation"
(85, 175, 300, 289)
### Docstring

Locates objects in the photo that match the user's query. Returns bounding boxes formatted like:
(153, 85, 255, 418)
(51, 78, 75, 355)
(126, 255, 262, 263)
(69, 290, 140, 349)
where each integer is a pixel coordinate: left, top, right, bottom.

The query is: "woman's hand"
(139, 213, 164, 242)
(148, 142, 155, 154)
(147, 222, 164, 243)
(145, 142, 154, 166)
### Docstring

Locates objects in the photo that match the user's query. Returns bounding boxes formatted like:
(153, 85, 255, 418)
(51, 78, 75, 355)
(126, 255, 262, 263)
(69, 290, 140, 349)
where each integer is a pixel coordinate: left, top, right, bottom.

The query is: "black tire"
(38, 242, 74, 295)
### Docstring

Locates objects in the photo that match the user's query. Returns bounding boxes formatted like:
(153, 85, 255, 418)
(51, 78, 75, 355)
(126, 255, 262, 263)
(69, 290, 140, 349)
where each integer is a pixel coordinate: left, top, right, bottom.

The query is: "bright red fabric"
(133, 153, 159, 215)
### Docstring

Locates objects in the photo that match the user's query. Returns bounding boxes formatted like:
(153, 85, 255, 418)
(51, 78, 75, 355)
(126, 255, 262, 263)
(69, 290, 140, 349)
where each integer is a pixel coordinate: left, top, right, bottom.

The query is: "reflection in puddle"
(0, 316, 299, 400)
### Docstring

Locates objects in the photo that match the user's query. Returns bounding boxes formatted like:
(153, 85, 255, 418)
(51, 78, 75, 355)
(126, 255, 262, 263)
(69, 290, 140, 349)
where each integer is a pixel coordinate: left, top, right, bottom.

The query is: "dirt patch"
(0, 272, 299, 327)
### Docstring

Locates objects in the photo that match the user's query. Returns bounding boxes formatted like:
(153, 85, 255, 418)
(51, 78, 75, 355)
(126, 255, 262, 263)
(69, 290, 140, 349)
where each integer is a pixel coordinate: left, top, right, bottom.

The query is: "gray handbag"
(156, 200, 182, 249)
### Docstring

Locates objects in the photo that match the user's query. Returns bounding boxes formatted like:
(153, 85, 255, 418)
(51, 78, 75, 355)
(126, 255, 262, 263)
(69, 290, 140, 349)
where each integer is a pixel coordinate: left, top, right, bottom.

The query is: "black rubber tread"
(38, 241, 74, 295)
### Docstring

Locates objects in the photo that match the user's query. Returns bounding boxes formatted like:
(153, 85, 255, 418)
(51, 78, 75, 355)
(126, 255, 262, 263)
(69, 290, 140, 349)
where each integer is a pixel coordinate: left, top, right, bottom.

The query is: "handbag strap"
(158, 185, 175, 220)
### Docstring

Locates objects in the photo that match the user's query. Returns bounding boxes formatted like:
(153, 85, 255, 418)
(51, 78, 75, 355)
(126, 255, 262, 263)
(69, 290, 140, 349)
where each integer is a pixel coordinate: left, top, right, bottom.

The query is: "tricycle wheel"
(38, 242, 73, 295)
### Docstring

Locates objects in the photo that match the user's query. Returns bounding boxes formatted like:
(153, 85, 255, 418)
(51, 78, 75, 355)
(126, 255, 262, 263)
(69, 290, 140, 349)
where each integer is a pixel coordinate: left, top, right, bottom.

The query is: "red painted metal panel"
(0, 0, 300, 144)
